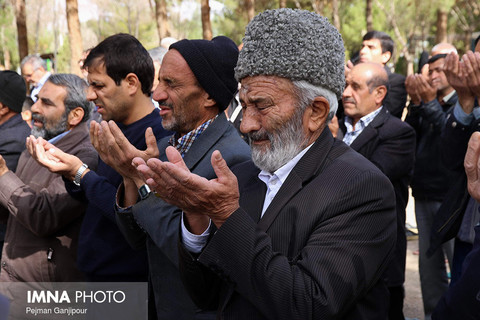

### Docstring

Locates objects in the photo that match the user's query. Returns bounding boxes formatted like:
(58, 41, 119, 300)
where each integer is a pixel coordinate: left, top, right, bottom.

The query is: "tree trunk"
(245, 0, 255, 22)
(201, 0, 212, 40)
(0, 26, 11, 69)
(66, 0, 83, 76)
(279, 0, 287, 8)
(312, 0, 324, 14)
(154, 0, 170, 45)
(34, 3, 43, 53)
(435, 9, 448, 44)
(14, 0, 28, 62)
(366, 0, 373, 32)
(332, 0, 340, 31)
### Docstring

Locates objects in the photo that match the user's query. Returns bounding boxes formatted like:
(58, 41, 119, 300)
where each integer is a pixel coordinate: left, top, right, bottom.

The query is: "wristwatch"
(73, 163, 89, 186)
(138, 184, 152, 200)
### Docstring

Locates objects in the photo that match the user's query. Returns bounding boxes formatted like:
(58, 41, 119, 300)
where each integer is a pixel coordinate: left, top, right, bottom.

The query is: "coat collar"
(258, 127, 335, 232)
(157, 112, 231, 169)
(349, 107, 388, 151)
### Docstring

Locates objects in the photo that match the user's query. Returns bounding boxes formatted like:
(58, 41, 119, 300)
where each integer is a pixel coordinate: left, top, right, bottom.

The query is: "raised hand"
(90, 120, 159, 183)
(444, 52, 476, 114)
(465, 132, 480, 202)
(414, 74, 437, 104)
(405, 74, 421, 105)
(26, 135, 84, 181)
(133, 146, 240, 230)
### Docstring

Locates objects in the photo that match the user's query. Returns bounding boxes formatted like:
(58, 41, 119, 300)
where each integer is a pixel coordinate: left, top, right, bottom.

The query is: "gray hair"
(148, 46, 168, 64)
(47, 74, 93, 122)
(292, 80, 338, 122)
(20, 54, 47, 70)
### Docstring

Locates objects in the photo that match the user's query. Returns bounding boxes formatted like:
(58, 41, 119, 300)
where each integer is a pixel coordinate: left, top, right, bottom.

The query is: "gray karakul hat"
(235, 8, 345, 99)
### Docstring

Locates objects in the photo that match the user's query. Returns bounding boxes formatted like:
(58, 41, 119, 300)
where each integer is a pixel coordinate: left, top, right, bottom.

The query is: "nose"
(152, 83, 167, 102)
(240, 106, 261, 134)
(86, 86, 96, 101)
(342, 85, 352, 99)
(30, 100, 40, 113)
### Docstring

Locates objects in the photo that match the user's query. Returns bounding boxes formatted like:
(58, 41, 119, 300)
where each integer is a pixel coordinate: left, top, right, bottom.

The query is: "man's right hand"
(26, 135, 85, 181)
(405, 75, 421, 105)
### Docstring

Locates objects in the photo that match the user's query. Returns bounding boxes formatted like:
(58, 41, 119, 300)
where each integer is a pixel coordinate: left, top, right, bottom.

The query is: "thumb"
(145, 127, 159, 156)
(465, 132, 480, 176)
(211, 150, 235, 183)
(165, 146, 189, 171)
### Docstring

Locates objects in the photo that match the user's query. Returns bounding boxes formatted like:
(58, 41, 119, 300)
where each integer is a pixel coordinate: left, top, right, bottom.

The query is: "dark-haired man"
(405, 43, 458, 320)
(0, 74, 97, 282)
(29, 33, 171, 282)
(341, 62, 415, 320)
(355, 31, 407, 118)
(84, 36, 251, 319)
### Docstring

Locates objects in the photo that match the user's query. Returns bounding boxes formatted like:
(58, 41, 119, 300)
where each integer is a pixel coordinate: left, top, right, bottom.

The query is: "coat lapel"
(183, 113, 230, 170)
(349, 108, 387, 151)
(257, 128, 335, 232)
(156, 113, 231, 168)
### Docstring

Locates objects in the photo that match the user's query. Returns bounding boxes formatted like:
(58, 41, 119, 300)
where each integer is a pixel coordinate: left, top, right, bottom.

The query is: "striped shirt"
(343, 107, 383, 146)
(168, 116, 217, 157)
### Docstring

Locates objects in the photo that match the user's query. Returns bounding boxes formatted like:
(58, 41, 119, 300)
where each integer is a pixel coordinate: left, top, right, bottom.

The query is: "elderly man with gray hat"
(133, 9, 397, 320)
(0, 70, 30, 172)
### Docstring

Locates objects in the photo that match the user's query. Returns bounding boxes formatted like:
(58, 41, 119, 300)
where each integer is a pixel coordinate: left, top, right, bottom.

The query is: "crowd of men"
(0, 7, 479, 320)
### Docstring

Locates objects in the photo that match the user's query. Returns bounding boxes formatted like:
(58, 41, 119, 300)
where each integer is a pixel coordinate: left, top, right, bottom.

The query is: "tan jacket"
(0, 122, 97, 281)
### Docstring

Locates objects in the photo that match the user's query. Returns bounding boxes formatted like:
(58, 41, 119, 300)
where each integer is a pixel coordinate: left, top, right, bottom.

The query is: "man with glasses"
(20, 54, 51, 102)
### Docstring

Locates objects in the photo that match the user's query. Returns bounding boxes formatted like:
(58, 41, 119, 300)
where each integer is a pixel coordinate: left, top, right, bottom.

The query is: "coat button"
(451, 121, 457, 128)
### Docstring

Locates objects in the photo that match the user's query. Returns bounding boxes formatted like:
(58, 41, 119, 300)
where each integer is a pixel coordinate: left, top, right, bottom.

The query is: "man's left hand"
(414, 74, 437, 103)
(133, 146, 240, 229)
(90, 121, 159, 185)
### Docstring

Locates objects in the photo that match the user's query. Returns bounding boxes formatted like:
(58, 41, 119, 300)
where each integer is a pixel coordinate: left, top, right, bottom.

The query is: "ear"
(381, 51, 392, 64)
(203, 93, 217, 109)
(67, 107, 85, 128)
(0, 103, 8, 116)
(305, 96, 330, 133)
(374, 85, 387, 105)
(124, 73, 140, 95)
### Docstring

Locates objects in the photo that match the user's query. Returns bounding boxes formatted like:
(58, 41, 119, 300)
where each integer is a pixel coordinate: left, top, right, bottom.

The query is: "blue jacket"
(66, 109, 171, 281)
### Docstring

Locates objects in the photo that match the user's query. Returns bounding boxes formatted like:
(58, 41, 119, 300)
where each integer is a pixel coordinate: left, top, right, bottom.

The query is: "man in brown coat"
(0, 74, 97, 282)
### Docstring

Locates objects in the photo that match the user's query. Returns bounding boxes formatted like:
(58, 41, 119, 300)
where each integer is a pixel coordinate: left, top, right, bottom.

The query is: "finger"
(108, 120, 130, 150)
(165, 146, 189, 171)
(144, 127, 159, 158)
(210, 150, 236, 185)
(465, 132, 480, 182)
(26, 136, 35, 157)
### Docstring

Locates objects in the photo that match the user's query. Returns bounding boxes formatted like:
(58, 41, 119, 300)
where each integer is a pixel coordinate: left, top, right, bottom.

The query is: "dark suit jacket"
(179, 127, 397, 320)
(383, 68, 407, 119)
(433, 224, 480, 319)
(341, 108, 416, 286)
(115, 113, 251, 320)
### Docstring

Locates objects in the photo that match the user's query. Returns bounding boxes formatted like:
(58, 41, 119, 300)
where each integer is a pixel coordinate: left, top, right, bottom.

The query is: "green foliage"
(0, 3, 19, 69)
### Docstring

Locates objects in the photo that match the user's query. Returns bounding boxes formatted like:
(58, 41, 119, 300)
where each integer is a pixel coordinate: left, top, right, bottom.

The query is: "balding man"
(404, 43, 458, 319)
(341, 62, 415, 320)
(20, 54, 51, 102)
(134, 9, 397, 319)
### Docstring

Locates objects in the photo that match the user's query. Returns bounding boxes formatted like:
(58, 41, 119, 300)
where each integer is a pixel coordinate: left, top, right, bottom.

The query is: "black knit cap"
(0, 70, 26, 113)
(169, 36, 239, 112)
